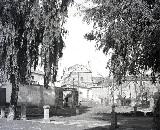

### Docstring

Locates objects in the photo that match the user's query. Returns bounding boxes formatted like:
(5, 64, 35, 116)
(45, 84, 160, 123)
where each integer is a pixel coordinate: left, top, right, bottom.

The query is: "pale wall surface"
(1, 82, 63, 107)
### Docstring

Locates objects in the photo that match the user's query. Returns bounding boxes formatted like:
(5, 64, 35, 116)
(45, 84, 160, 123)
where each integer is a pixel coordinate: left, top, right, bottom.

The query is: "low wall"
(1, 82, 63, 107)
(18, 84, 63, 107)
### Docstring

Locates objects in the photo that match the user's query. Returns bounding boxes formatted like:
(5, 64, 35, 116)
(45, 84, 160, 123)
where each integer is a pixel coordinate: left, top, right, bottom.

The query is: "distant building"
(61, 64, 110, 104)
(61, 64, 160, 107)
(30, 66, 54, 87)
(62, 64, 93, 88)
(30, 69, 44, 85)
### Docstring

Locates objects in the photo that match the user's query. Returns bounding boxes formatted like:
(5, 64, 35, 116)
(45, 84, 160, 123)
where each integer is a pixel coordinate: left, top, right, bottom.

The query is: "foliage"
(83, 0, 160, 84)
(0, 0, 73, 115)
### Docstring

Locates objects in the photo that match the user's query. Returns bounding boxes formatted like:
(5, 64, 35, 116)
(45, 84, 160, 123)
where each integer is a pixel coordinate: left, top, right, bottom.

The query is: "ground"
(0, 105, 154, 130)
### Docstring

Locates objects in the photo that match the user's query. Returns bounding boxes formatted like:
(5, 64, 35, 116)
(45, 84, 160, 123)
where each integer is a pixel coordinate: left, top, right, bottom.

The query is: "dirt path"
(0, 105, 154, 130)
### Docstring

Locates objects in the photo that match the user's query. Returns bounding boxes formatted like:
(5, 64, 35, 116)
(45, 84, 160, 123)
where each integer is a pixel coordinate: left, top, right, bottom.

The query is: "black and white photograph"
(0, 0, 160, 129)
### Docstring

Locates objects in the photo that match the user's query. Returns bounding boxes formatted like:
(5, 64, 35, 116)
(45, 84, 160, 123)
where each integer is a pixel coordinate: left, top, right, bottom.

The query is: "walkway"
(0, 105, 154, 130)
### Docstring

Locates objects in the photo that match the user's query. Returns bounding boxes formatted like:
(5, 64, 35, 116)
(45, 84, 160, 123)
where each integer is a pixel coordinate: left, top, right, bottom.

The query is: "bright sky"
(57, 0, 110, 80)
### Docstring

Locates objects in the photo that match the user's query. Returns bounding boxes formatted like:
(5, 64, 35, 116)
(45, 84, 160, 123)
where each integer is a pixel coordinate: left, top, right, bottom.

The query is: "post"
(43, 105, 50, 123)
(111, 105, 117, 129)
(75, 101, 80, 115)
(77, 72, 80, 104)
(134, 105, 137, 116)
(76, 106, 79, 115)
(21, 104, 26, 120)
(0, 107, 5, 118)
(7, 105, 15, 121)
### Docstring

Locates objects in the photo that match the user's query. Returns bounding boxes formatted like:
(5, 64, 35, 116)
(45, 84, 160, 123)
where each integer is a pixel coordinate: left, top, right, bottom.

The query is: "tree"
(83, 0, 160, 82)
(83, 0, 160, 127)
(0, 0, 73, 119)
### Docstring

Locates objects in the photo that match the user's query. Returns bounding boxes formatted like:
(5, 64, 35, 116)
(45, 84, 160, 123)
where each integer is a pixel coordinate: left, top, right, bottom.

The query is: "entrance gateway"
(63, 88, 78, 108)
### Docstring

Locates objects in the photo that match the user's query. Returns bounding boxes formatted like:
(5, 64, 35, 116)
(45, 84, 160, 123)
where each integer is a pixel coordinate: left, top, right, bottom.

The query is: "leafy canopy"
(0, 0, 73, 88)
(83, 0, 160, 83)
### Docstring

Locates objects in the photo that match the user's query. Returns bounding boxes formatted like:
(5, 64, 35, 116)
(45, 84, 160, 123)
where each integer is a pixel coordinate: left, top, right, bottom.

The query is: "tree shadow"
(84, 126, 110, 130)
(26, 105, 91, 120)
(90, 112, 154, 130)
(92, 112, 111, 121)
(118, 116, 154, 129)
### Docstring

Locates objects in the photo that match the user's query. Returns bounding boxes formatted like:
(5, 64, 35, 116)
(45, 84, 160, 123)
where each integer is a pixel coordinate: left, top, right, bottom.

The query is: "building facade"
(61, 64, 109, 105)
(61, 64, 160, 107)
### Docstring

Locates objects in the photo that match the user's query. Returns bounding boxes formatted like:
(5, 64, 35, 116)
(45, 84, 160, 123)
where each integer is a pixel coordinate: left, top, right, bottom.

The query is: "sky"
(57, 0, 110, 80)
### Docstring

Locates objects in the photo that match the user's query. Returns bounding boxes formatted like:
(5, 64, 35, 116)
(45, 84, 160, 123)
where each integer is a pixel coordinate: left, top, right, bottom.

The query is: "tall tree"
(83, 0, 160, 127)
(84, 0, 160, 82)
(0, 0, 73, 119)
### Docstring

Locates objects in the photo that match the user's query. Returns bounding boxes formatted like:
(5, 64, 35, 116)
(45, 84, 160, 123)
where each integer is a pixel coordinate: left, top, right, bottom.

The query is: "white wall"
(90, 87, 109, 103)
(79, 87, 89, 101)
(31, 73, 44, 85)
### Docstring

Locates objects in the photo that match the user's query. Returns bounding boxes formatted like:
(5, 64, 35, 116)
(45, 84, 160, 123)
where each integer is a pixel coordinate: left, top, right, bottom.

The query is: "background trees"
(0, 0, 73, 118)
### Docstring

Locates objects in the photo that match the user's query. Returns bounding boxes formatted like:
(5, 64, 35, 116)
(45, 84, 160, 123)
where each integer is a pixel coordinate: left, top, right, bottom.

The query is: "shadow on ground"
(26, 105, 91, 120)
(90, 111, 154, 130)
(84, 126, 110, 130)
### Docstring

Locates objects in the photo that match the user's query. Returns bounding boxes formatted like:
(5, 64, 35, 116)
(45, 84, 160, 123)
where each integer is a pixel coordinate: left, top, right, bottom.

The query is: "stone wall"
(18, 84, 63, 107)
(1, 83, 63, 107)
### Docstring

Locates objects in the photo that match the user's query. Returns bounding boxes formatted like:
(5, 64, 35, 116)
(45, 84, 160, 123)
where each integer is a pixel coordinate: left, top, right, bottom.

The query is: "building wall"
(1, 82, 63, 107)
(18, 84, 63, 107)
(90, 87, 109, 104)
(62, 64, 93, 86)
(66, 72, 92, 87)
(62, 65, 160, 105)
(78, 72, 93, 83)
(79, 87, 90, 101)
(31, 73, 44, 85)
(62, 65, 109, 104)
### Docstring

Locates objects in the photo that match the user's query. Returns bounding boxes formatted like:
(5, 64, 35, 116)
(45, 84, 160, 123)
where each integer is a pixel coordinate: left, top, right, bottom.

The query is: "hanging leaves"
(83, 0, 160, 83)
(0, 0, 73, 113)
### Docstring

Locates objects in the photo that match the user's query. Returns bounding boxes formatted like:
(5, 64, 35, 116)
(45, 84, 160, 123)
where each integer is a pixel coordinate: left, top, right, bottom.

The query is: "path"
(0, 105, 154, 130)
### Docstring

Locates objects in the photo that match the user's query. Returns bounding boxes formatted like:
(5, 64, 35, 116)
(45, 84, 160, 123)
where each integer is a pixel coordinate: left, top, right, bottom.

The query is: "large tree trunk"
(7, 74, 18, 120)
